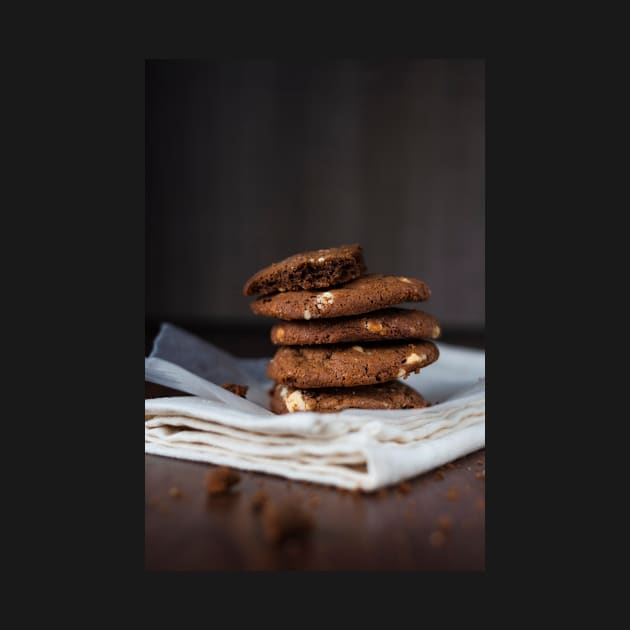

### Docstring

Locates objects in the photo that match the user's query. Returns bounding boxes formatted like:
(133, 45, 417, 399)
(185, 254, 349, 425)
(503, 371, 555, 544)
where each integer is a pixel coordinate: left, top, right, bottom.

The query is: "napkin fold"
(145, 323, 485, 491)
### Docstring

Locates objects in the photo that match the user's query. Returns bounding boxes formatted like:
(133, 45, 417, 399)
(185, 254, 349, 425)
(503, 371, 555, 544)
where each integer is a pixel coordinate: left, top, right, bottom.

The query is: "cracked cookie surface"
(243, 244, 366, 296)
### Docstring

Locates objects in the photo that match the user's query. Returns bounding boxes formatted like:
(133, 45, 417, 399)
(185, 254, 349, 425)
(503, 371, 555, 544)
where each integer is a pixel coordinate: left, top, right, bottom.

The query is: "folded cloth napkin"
(145, 323, 485, 491)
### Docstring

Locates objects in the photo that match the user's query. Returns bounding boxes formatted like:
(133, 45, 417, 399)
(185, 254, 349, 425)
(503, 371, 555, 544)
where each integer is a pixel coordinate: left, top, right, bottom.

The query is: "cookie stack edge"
(244, 245, 441, 414)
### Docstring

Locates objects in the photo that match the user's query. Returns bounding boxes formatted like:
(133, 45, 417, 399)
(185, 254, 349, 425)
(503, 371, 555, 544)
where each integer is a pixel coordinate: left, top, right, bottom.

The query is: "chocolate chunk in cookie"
(270, 308, 441, 345)
(243, 244, 366, 296)
(267, 340, 439, 388)
(251, 274, 431, 321)
(270, 381, 430, 413)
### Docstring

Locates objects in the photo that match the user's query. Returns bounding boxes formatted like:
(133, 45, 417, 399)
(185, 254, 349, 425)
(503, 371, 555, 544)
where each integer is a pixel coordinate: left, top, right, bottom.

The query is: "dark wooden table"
(145, 326, 485, 571)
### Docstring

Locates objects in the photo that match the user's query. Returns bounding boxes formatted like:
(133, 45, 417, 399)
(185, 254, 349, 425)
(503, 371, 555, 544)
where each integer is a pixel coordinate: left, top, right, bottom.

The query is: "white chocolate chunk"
(303, 309, 312, 320)
(397, 368, 406, 377)
(432, 326, 441, 338)
(352, 345, 364, 352)
(285, 390, 313, 412)
(315, 291, 334, 310)
(403, 352, 426, 365)
(318, 256, 326, 262)
(399, 277, 411, 283)
(366, 320, 383, 333)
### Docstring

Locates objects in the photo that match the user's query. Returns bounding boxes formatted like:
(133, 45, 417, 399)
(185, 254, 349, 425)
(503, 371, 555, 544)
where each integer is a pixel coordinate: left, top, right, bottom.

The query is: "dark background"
(146, 59, 485, 354)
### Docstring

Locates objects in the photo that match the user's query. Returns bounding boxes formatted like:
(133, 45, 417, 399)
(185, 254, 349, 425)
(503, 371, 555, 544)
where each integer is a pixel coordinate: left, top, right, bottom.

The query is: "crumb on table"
(261, 498, 314, 545)
(437, 515, 452, 531)
(251, 488, 268, 512)
(206, 466, 241, 496)
(446, 487, 459, 501)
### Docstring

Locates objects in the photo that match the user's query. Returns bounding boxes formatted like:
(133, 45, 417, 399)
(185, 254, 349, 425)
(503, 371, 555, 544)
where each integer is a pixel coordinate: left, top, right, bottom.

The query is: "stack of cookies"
(243, 244, 441, 414)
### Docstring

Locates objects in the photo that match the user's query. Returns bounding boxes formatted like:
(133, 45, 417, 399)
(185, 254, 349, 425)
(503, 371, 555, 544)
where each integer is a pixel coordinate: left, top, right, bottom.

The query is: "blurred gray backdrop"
(146, 59, 484, 329)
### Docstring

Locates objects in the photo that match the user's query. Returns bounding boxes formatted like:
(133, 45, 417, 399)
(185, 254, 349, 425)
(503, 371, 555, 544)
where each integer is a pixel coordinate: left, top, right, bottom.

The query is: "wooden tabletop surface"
(145, 327, 485, 571)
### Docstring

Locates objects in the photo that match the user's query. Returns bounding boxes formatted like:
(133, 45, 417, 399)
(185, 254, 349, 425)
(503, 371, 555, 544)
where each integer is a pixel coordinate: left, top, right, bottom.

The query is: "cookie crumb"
(476, 459, 484, 466)
(168, 487, 182, 498)
(446, 487, 459, 501)
(251, 488, 268, 512)
(397, 481, 412, 495)
(377, 488, 389, 498)
(434, 471, 445, 481)
(429, 530, 447, 547)
(261, 499, 314, 546)
(206, 466, 241, 496)
(446, 462, 456, 470)
(437, 515, 452, 531)
(221, 383, 249, 398)
(475, 470, 486, 480)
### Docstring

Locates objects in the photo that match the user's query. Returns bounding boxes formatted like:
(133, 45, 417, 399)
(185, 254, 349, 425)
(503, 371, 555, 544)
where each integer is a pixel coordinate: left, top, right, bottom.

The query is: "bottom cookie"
(270, 381, 430, 414)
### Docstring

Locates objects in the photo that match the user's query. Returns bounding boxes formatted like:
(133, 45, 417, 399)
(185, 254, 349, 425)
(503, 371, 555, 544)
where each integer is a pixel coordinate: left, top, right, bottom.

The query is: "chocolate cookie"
(270, 308, 441, 345)
(267, 341, 439, 388)
(243, 244, 366, 296)
(270, 381, 430, 414)
(251, 274, 431, 321)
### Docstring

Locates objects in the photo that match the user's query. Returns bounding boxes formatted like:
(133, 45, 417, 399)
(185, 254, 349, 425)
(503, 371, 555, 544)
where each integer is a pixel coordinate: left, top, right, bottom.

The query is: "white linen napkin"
(145, 323, 485, 491)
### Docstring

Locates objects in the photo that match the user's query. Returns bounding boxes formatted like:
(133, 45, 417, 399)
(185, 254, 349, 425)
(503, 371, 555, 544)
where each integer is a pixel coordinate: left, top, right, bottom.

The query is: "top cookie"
(251, 274, 431, 321)
(243, 244, 367, 296)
